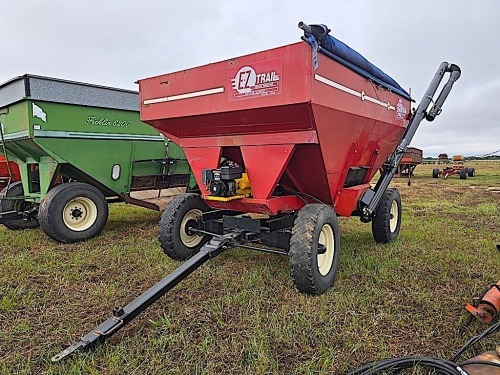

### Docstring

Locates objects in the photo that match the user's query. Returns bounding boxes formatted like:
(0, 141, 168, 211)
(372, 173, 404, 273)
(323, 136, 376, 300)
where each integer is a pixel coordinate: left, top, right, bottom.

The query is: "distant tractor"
(437, 153, 449, 164)
(432, 155, 475, 179)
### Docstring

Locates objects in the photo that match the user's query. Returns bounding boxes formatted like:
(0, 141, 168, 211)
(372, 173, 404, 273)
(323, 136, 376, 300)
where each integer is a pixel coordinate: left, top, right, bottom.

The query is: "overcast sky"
(1, 1, 498, 156)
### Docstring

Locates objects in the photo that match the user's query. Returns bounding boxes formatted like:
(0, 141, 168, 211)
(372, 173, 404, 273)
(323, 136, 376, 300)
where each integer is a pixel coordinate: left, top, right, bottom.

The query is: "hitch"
(51, 231, 242, 362)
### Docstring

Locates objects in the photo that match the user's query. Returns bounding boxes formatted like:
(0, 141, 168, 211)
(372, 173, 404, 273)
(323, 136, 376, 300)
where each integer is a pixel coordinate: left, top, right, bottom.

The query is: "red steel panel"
(240, 144, 295, 199)
(182, 147, 222, 192)
(0, 156, 20, 190)
(140, 42, 312, 139)
(178, 129, 318, 148)
(335, 184, 371, 217)
(205, 195, 305, 215)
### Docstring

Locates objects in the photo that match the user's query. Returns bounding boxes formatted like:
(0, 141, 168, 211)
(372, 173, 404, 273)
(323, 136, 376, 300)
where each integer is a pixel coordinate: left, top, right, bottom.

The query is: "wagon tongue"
(51, 231, 242, 362)
(51, 316, 123, 361)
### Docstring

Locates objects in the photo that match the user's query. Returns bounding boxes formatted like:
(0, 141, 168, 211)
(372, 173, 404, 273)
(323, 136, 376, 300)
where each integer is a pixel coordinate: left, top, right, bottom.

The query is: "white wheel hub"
(180, 208, 203, 247)
(317, 223, 335, 276)
(63, 197, 98, 232)
(389, 200, 399, 233)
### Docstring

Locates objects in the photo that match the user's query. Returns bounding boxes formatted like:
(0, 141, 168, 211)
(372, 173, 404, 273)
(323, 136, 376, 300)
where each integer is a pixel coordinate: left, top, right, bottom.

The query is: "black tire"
(289, 204, 341, 295)
(432, 168, 440, 178)
(459, 168, 468, 179)
(159, 193, 210, 260)
(0, 181, 40, 230)
(468, 168, 475, 177)
(371, 187, 402, 244)
(38, 183, 108, 243)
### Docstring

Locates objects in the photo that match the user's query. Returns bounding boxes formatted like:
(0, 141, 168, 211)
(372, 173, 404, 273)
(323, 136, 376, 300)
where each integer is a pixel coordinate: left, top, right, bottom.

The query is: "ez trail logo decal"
(396, 99, 407, 120)
(229, 58, 282, 100)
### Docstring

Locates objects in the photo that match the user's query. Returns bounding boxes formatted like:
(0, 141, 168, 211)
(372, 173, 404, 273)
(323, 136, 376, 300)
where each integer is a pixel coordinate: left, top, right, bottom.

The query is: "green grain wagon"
(0, 75, 193, 243)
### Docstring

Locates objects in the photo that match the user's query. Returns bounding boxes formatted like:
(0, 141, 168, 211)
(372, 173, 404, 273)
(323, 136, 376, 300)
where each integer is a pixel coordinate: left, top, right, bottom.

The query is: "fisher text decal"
(229, 58, 282, 100)
(85, 116, 131, 127)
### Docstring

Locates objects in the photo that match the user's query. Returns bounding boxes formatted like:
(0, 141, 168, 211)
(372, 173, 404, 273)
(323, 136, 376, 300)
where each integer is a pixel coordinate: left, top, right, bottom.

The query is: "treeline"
(423, 155, 500, 161)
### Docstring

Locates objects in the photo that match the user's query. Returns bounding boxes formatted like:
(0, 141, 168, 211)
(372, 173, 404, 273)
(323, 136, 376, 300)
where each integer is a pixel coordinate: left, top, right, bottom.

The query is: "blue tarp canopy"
(303, 25, 411, 100)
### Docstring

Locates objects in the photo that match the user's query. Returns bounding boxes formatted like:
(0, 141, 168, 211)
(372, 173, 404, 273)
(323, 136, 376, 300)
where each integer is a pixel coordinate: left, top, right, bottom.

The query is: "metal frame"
(51, 214, 294, 362)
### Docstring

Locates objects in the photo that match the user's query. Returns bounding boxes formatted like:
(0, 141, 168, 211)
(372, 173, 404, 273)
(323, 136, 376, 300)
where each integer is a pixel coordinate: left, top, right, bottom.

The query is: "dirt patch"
(486, 186, 500, 193)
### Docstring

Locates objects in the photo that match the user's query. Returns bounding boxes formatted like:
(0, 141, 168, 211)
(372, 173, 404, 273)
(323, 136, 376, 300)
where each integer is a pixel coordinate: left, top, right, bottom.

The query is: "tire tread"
(159, 193, 209, 260)
(289, 204, 340, 295)
(371, 187, 402, 244)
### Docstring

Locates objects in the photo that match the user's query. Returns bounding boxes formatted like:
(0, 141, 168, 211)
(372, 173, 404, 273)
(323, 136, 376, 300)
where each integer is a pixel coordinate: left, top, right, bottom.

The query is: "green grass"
(0, 161, 499, 374)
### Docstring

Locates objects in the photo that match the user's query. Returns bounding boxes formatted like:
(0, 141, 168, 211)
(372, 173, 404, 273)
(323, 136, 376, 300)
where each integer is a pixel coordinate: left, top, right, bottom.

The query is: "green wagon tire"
(39, 183, 108, 243)
(159, 193, 210, 260)
(0, 181, 40, 230)
(371, 187, 402, 244)
(289, 204, 341, 295)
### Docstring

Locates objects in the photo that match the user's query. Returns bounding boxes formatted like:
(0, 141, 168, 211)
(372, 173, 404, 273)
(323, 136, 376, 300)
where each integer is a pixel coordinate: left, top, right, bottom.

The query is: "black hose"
(346, 356, 464, 375)
(348, 320, 500, 374)
(450, 319, 500, 362)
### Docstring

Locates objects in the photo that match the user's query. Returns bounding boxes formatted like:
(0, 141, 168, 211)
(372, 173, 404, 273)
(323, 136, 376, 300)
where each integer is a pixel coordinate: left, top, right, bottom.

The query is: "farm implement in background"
(52, 22, 460, 361)
(0, 156, 20, 191)
(391, 146, 422, 178)
(433, 154, 476, 179)
(0, 75, 193, 243)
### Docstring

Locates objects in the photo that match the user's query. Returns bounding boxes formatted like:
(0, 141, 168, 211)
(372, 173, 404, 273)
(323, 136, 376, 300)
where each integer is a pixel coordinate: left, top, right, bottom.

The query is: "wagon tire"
(38, 183, 108, 243)
(371, 187, 402, 244)
(159, 193, 210, 261)
(459, 168, 468, 179)
(289, 204, 340, 295)
(432, 168, 440, 178)
(0, 181, 40, 230)
(468, 168, 475, 177)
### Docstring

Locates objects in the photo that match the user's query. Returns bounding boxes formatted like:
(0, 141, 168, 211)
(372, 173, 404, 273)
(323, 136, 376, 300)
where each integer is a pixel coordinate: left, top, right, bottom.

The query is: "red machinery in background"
(433, 155, 476, 179)
(0, 155, 20, 191)
(394, 147, 422, 177)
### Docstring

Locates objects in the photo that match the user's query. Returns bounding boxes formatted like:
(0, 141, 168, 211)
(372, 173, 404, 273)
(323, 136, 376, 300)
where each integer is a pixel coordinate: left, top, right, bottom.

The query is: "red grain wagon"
(53, 23, 460, 360)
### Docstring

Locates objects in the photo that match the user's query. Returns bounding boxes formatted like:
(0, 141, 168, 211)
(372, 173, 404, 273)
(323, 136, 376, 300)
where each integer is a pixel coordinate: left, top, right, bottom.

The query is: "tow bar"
(51, 231, 242, 362)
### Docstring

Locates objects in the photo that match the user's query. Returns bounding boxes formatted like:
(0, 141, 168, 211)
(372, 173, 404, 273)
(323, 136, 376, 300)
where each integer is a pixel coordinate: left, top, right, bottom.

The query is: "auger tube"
(360, 62, 461, 220)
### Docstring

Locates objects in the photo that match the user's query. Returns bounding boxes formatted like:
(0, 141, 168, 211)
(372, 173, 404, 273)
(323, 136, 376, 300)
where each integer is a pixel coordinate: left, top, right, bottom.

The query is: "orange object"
(462, 350, 500, 375)
(466, 281, 500, 323)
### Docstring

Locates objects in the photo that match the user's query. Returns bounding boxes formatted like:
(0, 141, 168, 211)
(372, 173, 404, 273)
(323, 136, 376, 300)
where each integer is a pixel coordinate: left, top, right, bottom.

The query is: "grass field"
(1, 161, 499, 374)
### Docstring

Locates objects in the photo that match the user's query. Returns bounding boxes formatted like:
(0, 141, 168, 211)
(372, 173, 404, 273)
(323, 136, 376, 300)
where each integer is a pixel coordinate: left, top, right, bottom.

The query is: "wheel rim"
(389, 200, 399, 233)
(63, 197, 98, 232)
(180, 208, 203, 248)
(317, 224, 335, 276)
